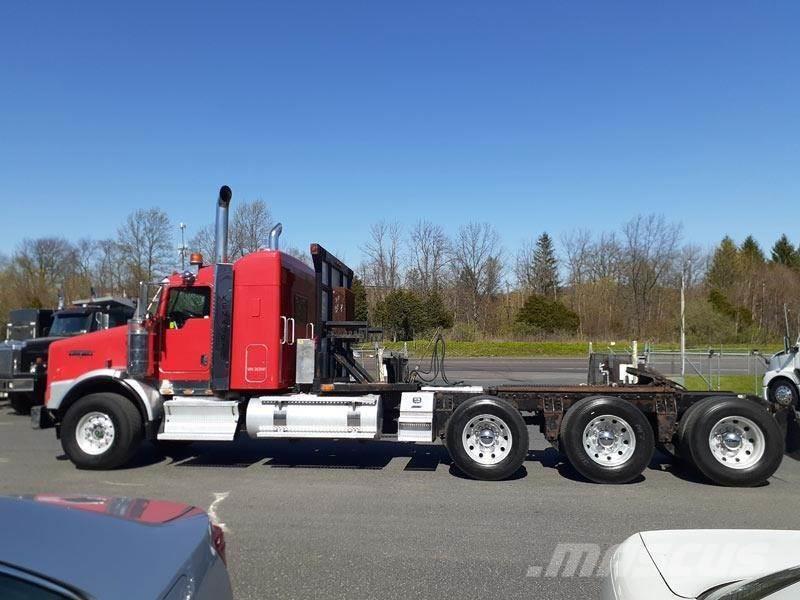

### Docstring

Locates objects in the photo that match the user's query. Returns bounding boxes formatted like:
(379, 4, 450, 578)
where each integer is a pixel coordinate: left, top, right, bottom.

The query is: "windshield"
(49, 314, 93, 336)
(6, 324, 35, 341)
(704, 565, 800, 600)
(146, 285, 162, 316)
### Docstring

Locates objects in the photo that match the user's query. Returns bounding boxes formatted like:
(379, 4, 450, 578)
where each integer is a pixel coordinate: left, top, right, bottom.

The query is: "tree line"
(0, 200, 279, 326)
(2, 201, 799, 347)
(358, 215, 800, 345)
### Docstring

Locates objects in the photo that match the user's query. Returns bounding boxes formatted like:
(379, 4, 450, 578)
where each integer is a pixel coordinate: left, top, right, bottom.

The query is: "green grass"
(678, 375, 763, 396)
(360, 340, 785, 359)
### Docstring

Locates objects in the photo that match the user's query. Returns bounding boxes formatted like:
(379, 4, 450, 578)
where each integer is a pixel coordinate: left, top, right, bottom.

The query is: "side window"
(294, 295, 309, 324)
(166, 287, 211, 329)
(0, 572, 71, 600)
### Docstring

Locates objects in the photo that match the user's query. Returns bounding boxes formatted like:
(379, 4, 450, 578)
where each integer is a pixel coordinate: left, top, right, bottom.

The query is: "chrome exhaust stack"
(268, 222, 283, 250)
(214, 185, 233, 263)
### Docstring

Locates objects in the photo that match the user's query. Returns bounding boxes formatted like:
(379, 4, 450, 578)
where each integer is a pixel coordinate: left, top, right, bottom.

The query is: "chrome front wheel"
(76, 411, 116, 456)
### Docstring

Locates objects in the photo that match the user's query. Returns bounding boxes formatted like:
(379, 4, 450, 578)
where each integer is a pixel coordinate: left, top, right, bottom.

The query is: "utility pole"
(680, 267, 686, 378)
(179, 222, 187, 270)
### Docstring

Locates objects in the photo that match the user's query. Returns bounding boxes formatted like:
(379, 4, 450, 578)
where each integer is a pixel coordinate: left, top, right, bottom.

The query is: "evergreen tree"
(419, 290, 453, 331)
(740, 235, 765, 264)
(532, 232, 559, 299)
(707, 236, 740, 291)
(771, 234, 799, 268)
(516, 294, 579, 334)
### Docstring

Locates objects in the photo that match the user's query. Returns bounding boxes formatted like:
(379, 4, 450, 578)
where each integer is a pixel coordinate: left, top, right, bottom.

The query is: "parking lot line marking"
(0, 458, 9, 463)
(208, 491, 231, 534)
(101, 480, 144, 487)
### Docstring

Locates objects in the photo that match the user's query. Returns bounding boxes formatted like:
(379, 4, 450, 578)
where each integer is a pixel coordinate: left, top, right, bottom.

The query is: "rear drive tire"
(560, 396, 654, 484)
(61, 393, 143, 470)
(675, 396, 718, 461)
(9, 392, 34, 415)
(445, 396, 528, 481)
(684, 397, 784, 486)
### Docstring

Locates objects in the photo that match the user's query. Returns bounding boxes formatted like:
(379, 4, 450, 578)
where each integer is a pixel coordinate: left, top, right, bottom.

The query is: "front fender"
(762, 369, 800, 399)
(48, 369, 162, 422)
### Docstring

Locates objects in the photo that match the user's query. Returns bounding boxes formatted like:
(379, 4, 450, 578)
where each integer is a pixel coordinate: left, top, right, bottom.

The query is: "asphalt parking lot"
(2, 359, 800, 599)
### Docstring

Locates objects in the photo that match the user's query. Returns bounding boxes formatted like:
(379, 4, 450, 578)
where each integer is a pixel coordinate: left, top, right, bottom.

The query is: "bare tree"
(93, 239, 129, 296)
(621, 214, 682, 337)
(230, 199, 273, 258)
(407, 220, 450, 292)
(188, 199, 273, 262)
(10, 237, 78, 307)
(361, 221, 403, 295)
(561, 229, 593, 286)
(188, 224, 215, 262)
(116, 208, 174, 289)
(451, 222, 502, 325)
(588, 232, 623, 282)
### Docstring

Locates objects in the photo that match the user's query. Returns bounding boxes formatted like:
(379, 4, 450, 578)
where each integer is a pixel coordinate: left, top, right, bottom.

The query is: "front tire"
(446, 396, 528, 481)
(560, 396, 654, 484)
(683, 397, 784, 486)
(61, 393, 143, 470)
(768, 378, 799, 408)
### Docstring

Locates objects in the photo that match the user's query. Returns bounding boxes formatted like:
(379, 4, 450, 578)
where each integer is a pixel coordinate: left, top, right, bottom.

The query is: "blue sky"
(1, 1, 798, 266)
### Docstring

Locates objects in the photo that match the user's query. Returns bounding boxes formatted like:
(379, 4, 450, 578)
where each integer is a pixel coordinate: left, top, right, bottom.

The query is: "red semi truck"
(40, 187, 792, 485)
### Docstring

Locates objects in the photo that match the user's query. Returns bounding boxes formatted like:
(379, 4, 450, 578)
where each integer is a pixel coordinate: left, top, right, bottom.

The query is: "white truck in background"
(763, 306, 800, 413)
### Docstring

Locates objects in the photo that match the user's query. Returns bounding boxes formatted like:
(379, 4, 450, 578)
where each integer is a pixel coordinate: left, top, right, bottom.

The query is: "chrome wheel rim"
(76, 412, 115, 456)
(773, 384, 795, 406)
(582, 414, 636, 466)
(462, 414, 512, 466)
(708, 416, 764, 469)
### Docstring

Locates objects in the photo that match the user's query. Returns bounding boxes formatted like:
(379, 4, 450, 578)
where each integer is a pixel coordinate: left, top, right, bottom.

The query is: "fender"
(762, 369, 800, 400)
(48, 368, 163, 422)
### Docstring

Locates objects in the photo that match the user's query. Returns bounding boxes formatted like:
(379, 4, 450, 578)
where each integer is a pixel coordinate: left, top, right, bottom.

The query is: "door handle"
(306, 322, 315, 339)
(288, 318, 296, 345)
(280, 316, 288, 345)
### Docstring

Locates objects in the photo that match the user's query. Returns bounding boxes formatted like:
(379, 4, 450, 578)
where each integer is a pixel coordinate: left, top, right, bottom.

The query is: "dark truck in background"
(5, 309, 55, 342)
(0, 297, 135, 415)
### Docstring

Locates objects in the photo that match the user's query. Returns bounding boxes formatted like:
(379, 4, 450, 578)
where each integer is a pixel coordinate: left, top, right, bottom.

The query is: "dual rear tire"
(559, 396, 655, 484)
(676, 396, 784, 486)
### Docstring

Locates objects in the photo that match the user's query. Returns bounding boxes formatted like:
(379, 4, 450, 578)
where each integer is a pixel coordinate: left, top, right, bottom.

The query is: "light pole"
(179, 222, 187, 270)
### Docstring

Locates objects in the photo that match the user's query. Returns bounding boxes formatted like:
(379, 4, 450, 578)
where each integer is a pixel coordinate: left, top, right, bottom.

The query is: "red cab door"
(159, 286, 212, 381)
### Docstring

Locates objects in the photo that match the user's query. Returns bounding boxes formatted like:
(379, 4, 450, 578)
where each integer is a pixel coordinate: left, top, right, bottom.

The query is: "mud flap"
(30, 405, 55, 429)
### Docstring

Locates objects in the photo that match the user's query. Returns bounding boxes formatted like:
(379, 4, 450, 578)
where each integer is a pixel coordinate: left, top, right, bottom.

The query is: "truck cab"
(0, 298, 134, 415)
(763, 336, 800, 412)
(5, 309, 54, 342)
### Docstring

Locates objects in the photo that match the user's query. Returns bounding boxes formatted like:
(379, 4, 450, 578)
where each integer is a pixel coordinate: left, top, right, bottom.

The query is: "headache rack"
(310, 244, 382, 389)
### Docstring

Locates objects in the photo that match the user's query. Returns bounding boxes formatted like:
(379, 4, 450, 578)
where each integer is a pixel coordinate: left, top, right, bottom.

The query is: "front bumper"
(0, 376, 35, 393)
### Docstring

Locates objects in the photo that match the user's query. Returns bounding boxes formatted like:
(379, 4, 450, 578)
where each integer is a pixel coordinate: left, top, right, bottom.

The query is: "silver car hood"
(640, 530, 800, 598)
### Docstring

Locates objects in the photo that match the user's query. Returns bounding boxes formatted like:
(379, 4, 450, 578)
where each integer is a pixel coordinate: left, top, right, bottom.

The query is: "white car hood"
(640, 530, 800, 598)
